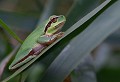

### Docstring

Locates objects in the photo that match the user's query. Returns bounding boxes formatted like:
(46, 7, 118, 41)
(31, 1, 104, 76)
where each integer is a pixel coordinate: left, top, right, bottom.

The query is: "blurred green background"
(0, 0, 120, 82)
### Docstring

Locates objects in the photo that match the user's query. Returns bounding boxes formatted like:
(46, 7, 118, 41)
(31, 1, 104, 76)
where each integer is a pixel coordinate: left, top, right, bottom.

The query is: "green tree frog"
(9, 15, 66, 70)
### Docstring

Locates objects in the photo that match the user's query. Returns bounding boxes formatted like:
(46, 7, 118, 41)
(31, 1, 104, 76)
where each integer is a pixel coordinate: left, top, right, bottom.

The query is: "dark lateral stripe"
(44, 17, 58, 33)
(12, 45, 46, 68)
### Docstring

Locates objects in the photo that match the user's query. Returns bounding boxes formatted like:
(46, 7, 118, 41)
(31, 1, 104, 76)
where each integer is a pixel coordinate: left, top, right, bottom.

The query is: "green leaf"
(63, 0, 101, 31)
(39, 0, 104, 70)
(40, 0, 120, 82)
(0, 19, 23, 44)
(1, 0, 111, 82)
(40, 0, 112, 69)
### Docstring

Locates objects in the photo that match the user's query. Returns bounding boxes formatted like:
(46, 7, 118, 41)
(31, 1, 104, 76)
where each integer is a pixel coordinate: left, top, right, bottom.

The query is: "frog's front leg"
(37, 32, 64, 45)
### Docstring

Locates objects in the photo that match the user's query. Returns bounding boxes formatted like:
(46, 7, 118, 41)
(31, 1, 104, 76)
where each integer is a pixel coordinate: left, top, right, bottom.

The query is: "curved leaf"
(2, 0, 111, 82)
(40, 1, 120, 82)
(63, 0, 101, 31)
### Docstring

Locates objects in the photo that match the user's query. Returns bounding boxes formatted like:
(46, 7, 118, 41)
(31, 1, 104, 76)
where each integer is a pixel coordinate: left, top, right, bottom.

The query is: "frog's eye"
(50, 15, 58, 23)
(52, 18, 57, 23)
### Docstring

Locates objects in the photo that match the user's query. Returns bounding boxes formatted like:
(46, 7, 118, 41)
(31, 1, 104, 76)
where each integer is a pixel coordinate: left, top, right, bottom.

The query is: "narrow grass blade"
(63, 0, 101, 31)
(40, 1, 120, 82)
(0, 19, 23, 44)
(39, 0, 109, 66)
(1, 0, 111, 82)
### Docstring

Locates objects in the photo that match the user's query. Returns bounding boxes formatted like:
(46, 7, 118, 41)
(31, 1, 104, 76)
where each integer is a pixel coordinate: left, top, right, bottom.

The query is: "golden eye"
(50, 16, 55, 20)
(52, 18, 57, 23)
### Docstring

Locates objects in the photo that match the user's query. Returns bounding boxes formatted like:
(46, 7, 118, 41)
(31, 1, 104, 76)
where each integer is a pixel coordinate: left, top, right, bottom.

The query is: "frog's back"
(19, 21, 47, 50)
(9, 20, 49, 69)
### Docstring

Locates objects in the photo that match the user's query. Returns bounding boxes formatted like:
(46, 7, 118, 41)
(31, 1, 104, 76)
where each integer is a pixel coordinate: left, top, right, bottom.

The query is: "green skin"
(9, 15, 66, 70)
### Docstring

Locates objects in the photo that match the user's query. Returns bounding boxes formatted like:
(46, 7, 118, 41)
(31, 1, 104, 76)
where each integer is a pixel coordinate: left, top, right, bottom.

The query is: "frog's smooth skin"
(9, 15, 66, 70)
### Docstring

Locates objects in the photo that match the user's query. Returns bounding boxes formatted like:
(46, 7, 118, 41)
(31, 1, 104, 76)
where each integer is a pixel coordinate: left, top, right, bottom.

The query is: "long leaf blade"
(40, 1, 120, 82)
(0, 19, 23, 44)
(63, 0, 101, 31)
(2, 0, 111, 82)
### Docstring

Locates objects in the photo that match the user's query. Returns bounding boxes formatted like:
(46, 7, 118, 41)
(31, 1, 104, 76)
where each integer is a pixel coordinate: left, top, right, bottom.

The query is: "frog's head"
(45, 15, 66, 35)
